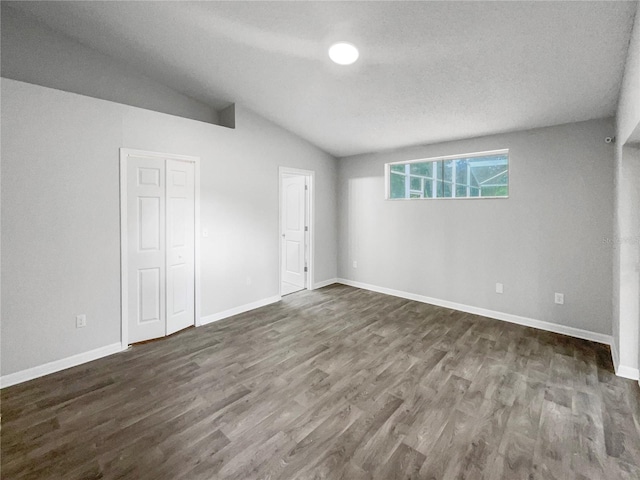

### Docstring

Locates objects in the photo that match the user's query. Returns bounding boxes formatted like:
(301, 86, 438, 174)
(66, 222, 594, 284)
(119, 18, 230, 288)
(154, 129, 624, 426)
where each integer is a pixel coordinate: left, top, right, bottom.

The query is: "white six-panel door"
(126, 155, 195, 344)
(166, 160, 195, 335)
(281, 175, 306, 295)
(127, 157, 166, 343)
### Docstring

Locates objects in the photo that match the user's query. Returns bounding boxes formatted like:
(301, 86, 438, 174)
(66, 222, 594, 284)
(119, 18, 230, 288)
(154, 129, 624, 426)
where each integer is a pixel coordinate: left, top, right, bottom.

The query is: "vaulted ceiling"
(7, 1, 637, 157)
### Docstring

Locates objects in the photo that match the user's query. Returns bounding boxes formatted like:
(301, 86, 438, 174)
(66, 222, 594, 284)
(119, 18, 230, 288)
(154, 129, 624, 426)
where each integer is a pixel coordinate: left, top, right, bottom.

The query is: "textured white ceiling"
(8, 1, 637, 157)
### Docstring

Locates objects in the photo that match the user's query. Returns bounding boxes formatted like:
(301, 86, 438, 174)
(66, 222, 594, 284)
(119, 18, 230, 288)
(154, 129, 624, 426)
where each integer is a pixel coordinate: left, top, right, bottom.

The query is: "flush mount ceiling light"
(328, 42, 359, 65)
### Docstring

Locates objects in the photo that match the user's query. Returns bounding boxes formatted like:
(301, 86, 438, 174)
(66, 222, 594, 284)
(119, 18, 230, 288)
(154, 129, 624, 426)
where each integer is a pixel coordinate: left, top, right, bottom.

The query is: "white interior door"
(126, 155, 195, 343)
(166, 159, 195, 335)
(281, 175, 306, 295)
(127, 156, 166, 343)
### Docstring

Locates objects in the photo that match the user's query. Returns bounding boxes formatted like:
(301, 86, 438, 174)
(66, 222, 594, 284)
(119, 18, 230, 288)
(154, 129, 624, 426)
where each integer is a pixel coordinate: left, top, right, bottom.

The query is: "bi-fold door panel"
(166, 160, 195, 336)
(126, 156, 195, 344)
(127, 157, 167, 344)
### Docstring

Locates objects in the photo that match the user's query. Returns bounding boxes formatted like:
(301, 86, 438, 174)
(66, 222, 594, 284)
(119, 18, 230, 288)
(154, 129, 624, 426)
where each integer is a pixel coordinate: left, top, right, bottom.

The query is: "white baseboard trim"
(611, 341, 640, 380)
(337, 278, 613, 346)
(200, 295, 282, 326)
(2, 285, 629, 388)
(616, 365, 640, 381)
(0, 342, 126, 389)
(313, 278, 338, 289)
(611, 340, 621, 374)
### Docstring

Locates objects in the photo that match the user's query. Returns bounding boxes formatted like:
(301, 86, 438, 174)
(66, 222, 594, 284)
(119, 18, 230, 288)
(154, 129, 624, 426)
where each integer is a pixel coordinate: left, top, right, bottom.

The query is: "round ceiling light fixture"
(328, 42, 359, 65)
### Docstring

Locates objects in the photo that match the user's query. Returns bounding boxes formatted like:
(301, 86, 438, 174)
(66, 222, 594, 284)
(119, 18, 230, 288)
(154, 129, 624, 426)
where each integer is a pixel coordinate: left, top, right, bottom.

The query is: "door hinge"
(304, 265, 308, 272)
(304, 226, 308, 232)
(305, 184, 308, 190)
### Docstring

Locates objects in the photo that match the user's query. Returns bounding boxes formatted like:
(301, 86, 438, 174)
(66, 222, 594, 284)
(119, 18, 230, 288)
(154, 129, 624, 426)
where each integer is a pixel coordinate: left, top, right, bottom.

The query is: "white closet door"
(166, 160, 195, 335)
(127, 156, 166, 343)
(281, 175, 306, 293)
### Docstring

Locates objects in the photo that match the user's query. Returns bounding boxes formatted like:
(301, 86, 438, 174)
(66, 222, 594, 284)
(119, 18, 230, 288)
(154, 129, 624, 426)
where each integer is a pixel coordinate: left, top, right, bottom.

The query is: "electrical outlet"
(353, 261, 358, 268)
(76, 314, 87, 328)
(495, 283, 503, 294)
(554, 293, 564, 305)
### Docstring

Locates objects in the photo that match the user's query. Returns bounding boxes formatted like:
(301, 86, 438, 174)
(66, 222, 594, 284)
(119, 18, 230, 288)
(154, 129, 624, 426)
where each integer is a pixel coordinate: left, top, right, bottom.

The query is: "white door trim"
(120, 148, 201, 347)
(279, 167, 315, 296)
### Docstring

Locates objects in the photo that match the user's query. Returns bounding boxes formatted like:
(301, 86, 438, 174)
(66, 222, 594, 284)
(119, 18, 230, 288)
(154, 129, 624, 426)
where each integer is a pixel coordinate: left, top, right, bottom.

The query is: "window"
(386, 150, 509, 199)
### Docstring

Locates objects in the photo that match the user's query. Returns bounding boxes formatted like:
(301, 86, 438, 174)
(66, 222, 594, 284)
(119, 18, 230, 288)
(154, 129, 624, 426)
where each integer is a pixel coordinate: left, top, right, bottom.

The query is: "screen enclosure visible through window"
(386, 149, 509, 200)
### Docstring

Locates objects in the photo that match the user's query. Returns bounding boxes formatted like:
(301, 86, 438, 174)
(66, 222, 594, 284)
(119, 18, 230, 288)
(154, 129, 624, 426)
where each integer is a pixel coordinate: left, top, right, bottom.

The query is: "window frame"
(384, 148, 509, 200)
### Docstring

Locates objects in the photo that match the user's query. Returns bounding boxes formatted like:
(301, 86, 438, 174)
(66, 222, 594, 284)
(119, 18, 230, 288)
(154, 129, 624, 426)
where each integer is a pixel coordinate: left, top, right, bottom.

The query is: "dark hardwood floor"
(2, 284, 640, 479)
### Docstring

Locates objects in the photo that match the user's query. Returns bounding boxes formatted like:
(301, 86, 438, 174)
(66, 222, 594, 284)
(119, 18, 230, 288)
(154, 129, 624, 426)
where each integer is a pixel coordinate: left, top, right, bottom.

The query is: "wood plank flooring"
(2, 284, 640, 479)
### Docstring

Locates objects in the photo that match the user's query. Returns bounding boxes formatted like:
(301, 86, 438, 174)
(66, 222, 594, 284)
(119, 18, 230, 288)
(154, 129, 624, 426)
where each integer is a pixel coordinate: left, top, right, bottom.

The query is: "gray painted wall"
(1, 5, 221, 126)
(1, 78, 337, 376)
(338, 119, 615, 336)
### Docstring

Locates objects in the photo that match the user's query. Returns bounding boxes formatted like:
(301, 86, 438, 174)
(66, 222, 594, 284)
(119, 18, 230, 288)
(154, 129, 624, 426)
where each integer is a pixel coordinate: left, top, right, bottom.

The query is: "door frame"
(119, 148, 201, 347)
(278, 167, 315, 296)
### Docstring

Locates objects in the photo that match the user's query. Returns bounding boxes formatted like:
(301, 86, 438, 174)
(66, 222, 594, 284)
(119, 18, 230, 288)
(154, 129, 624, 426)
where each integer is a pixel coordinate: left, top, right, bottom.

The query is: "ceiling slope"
(6, 1, 637, 157)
